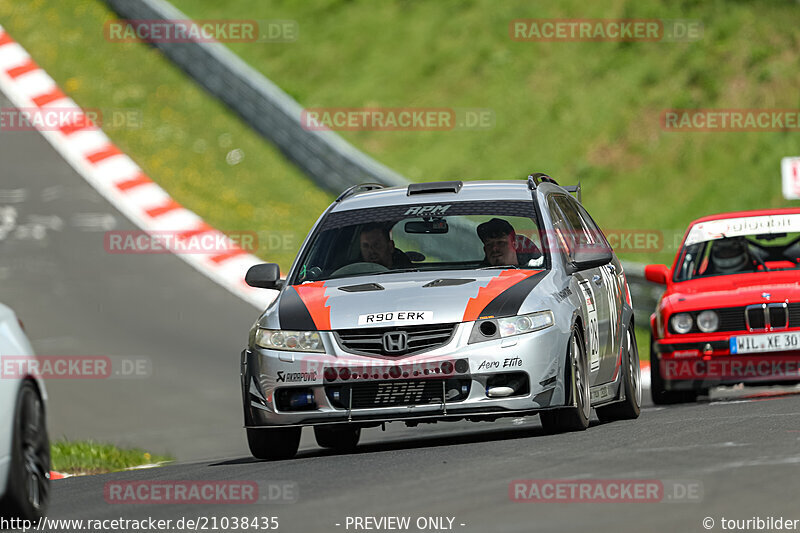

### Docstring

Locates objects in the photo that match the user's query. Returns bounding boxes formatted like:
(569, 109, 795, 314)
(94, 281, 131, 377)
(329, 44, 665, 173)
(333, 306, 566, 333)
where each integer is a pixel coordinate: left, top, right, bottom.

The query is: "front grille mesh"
(326, 378, 470, 409)
(335, 323, 456, 356)
(790, 303, 800, 328)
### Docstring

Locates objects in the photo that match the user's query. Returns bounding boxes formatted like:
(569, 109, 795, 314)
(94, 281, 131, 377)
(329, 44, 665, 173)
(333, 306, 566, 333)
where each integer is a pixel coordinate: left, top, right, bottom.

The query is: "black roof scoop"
(423, 278, 475, 288)
(338, 283, 385, 292)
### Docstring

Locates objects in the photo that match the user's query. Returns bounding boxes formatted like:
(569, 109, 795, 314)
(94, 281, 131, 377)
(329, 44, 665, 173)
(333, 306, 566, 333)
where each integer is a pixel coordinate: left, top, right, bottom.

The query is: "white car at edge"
(0, 302, 49, 520)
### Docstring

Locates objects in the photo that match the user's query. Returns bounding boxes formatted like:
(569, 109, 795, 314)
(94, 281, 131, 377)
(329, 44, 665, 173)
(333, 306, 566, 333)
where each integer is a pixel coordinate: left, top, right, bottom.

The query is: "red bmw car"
(645, 208, 800, 403)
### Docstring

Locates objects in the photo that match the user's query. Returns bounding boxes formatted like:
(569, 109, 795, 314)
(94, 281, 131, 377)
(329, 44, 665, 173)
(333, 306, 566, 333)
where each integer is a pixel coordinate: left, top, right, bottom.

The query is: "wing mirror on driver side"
(245, 263, 283, 290)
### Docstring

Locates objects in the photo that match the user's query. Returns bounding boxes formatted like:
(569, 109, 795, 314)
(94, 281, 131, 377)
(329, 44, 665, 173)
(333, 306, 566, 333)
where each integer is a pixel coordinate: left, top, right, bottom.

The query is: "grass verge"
(0, 1, 334, 271)
(50, 440, 173, 475)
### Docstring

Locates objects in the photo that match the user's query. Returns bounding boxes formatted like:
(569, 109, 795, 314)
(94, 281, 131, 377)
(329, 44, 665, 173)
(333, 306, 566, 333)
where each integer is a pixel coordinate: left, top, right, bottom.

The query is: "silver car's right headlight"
(254, 328, 325, 353)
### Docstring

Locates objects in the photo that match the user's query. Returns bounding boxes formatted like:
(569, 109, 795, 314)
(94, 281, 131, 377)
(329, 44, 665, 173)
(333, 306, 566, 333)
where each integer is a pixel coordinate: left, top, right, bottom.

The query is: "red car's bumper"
(654, 332, 800, 388)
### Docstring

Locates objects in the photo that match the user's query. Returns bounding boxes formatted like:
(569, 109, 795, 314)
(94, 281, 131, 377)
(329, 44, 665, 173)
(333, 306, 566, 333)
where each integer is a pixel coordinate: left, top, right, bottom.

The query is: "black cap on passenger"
(477, 218, 514, 242)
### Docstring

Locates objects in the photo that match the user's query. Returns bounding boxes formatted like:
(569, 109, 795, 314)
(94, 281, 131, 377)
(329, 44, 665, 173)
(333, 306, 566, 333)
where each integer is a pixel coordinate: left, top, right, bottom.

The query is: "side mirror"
(568, 248, 613, 273)
(245, 263, 283, 290)
(644, 264, 669, 285)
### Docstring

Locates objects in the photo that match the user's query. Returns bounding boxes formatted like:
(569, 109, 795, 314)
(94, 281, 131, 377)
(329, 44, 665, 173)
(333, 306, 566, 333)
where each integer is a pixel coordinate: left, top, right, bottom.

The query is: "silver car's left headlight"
(497, 310, 554, 338)
(254, 328, 325, 353)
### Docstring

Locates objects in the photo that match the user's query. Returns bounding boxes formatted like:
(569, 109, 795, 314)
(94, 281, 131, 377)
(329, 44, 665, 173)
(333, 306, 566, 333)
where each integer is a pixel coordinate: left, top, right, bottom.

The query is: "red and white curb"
(641, 361, 651, 389)
(0, 26, 277, 310)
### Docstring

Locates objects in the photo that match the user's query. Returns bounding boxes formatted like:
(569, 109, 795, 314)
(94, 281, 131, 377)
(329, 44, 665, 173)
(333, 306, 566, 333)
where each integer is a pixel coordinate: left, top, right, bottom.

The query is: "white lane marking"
(27, 214, 63, 231)
(71, 213, 116, 231)
(0, 189, 27, 203)
(641, 441, 749, 453)
(0, 206, 17, 240)
(697, 455, 800, 474)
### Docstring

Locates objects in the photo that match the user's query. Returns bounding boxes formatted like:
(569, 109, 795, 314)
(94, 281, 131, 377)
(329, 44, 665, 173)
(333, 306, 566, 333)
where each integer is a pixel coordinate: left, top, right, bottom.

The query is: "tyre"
(246, 427, 301, 460)
(540, 325, 590, 433)
(0, 381, 50, 521)
(596, 324, 642, 421)
(313, 425, 361, 452)
(650, 337, 698, 405)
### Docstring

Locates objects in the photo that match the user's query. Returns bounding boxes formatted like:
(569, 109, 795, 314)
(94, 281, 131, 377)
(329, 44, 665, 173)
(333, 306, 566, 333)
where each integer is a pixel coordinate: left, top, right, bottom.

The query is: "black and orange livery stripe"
(462, 270, 546, 321)
(279, 282, 331, 330)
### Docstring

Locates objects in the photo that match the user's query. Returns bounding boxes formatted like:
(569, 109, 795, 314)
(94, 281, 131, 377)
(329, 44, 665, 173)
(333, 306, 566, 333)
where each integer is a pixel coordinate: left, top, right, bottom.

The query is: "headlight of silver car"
(497, 310, 554, 337)
(670, 313, 693, 334)
(696, 310, 719, 333)
(254, 328, 324, 353)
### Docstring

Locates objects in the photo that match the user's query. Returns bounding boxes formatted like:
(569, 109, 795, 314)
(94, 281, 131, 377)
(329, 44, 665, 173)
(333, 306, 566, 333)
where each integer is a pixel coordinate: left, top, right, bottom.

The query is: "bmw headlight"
(254, 329, 324, 353)
(696, 310, 719, 333)
(497, 311, 554, 338)
(670, 313, 693, 334)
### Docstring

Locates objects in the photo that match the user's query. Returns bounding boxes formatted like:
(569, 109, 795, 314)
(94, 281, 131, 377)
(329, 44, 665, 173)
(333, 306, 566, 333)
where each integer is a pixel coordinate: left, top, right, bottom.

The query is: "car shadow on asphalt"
(210, 419, 603, 466)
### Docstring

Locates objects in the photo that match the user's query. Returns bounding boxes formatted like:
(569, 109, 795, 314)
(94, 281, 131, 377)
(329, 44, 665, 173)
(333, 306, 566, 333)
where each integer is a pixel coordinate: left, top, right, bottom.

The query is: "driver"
(359, 223, 412, 269)
(477, 218, 519, 266)
(709, 238, 754, 274)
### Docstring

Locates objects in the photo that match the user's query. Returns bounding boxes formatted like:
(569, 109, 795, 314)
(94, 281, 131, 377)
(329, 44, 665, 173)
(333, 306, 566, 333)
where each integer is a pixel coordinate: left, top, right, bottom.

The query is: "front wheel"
(246, 427, 301, 460)
(0, 381, 50, 521)
(540, 326, 590, 433)
(650, 337, 698, 405)
(596, 325, 641, 421)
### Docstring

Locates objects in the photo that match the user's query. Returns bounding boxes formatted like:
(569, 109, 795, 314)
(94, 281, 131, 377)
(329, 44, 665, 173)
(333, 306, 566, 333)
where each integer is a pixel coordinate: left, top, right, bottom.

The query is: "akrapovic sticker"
(358, 311, 433, 325)
(276, 371, 318, 383)
(578, 280, 600, 372)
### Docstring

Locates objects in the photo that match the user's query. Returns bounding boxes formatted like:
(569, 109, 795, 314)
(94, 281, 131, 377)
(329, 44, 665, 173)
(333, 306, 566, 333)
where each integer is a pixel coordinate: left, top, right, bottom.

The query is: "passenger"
(477, 218, 520, 266)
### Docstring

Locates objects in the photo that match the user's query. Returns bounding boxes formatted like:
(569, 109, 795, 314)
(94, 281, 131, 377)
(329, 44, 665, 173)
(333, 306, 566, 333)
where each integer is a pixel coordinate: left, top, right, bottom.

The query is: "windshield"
(292, 200, 547, 283)
(675, 214, 800, 281)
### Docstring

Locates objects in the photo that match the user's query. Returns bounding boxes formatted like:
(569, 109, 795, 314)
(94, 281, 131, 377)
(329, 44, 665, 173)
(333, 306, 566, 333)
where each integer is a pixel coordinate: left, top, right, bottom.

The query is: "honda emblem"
(382, 331, 408, 353)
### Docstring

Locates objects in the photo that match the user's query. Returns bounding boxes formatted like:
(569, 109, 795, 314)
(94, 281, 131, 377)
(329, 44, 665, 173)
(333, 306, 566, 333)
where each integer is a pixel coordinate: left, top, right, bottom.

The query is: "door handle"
(592, 275, 602, 286)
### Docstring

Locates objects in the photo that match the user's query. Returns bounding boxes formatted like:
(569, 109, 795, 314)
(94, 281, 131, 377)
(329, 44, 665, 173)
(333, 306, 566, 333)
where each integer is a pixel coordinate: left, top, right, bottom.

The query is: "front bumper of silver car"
(241, 323, 571, 427)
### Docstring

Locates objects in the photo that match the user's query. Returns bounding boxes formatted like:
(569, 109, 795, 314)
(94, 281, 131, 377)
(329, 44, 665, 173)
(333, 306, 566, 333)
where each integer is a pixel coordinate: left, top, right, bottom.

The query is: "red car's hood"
(666, 270, 800, 311)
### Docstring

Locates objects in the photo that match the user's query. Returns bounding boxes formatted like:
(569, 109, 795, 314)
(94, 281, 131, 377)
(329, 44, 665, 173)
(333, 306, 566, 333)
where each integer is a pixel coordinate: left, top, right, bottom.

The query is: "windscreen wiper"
(372, 268, 421, 275)
(478, 264, 519, 270)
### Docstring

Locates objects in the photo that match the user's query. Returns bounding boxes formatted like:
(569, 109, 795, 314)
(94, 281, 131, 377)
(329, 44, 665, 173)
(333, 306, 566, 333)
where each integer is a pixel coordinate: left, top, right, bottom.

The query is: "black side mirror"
(245, 263, 283, 290)
(567, 248, 613, 273)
